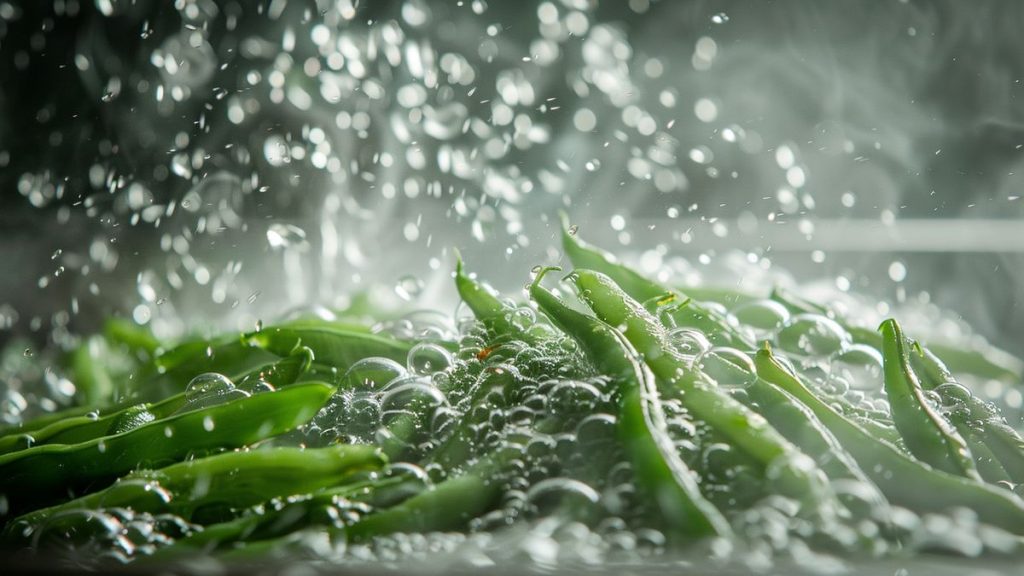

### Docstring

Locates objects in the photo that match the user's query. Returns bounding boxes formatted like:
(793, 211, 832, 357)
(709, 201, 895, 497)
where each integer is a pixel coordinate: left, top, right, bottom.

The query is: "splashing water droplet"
(184, 373, 236, 403)
(395, 275, 425, 301)
(266, 223, 309, 251)
(407, 343, 454, 375)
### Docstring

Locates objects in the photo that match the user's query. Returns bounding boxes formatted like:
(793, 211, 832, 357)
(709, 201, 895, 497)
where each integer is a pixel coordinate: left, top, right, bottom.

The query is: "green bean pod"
(754, 344, 1024, 533)
(147, 474, 418, 558)
(454, 254, 530, 343)
(911, 347, 1024, 484)
(569, 269, 833, 509)
(3, 444, 385, 545)
(137, 338, 279, 402)
(560, 217, 751, 349)
(530, 268, 732, 540)
(698, 351, 889, 517)
(879, 319, 980, 480)
(0, 382, 334, 518)
(344, 455, 503, 542)
(0, 351, 318, 457)
(771, 287, 1023, 385)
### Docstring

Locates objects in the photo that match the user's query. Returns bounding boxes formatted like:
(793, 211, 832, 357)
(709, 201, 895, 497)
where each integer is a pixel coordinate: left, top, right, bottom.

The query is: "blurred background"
(1, 0, 1022, 360)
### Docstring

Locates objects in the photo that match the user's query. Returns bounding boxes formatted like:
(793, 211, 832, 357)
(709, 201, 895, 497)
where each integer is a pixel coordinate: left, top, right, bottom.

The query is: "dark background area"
(0, 0, 1022, 356)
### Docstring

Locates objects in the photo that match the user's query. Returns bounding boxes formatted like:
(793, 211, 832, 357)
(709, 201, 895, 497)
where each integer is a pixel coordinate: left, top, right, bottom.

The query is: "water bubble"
(180, 373, 248, 412)
(407, 343, 454, 375)
(830, 345, 883, 391)
(185, 373, 235, 402)
(547, 380, 603, 418)
(699, 348, 756, 389)
(423, 102, 468, 140)
(667, 327, 712, 359)
(776, 314, 850, 358)
(888, 261, 907, 282)
(526, 478, 601, 515)
(394, 275, 425, 301)
(343, 357, 407, 390)
(266, 223, 309, 251)
(379, 381, 447, 427)
(731, 299, 790, 333)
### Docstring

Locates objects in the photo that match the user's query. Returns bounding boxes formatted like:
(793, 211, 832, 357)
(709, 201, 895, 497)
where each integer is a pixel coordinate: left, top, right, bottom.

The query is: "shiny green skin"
(0, 382, 334, 519)
(570, 269, 832, 508)
(754, 345, 1024, 533)
(879, 319, 979, 480)
(3, 444, 385, 544)
(0, 352, 315, 456)
(560, 216, 751, 349)
(698, 351, 890, 517)
(529, 269, 732, 540)
(912, 348, 1024, 484)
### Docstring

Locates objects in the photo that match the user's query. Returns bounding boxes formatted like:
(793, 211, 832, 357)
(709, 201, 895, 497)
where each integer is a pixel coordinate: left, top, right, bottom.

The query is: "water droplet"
(888, 261, 907, 282)
(568, 224, 579, 236)
(266, 223, 309, 251)
(776, 314, 850, 358)
(831, 345, 883, 391)
(731, 299, 790, 332)
(394, 275, 425, 301)
(407, 343, 454, 375)
(343, 357, 407, 390)
(183, 373, 246, 411)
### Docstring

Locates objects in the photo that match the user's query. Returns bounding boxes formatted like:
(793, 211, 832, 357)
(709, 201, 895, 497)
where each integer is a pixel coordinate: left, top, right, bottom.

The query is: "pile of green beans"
(2, 224, 1024, 570)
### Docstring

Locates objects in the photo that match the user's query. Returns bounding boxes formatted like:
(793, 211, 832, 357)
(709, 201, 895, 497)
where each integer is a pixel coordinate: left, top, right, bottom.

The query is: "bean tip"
(530, 266, 561, 291)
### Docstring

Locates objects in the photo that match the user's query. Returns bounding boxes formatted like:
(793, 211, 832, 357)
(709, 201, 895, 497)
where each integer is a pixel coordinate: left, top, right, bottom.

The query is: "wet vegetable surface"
(2, 227, 1024, 571)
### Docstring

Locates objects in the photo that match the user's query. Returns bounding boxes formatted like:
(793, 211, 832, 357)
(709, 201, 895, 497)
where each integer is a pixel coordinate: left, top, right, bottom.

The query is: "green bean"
(454, 254, 529, 342)
(244, 326, 412, 374)
(754, 344, 1024, 533)
(771, 287, 1023, 385)
(912, 349, 1024, 484)
(0, 395, 183, 457)
(3, 444, 385, 544)
(70, 336, 118, 407)
(959, 432, 1012, 484)
(698, 351, 889, 517)
(560, 219, 751, 348)
(0, 405, 98, 441)
(0, 382, 334, 518)
(103, 317, 161, 358)
(147, 474, 419, 558)
(879, 319, 979, 480)
(138, 338, 279, 402)
(529, 267, 732, 540)
(344, 456, 503, 542)
(0, 351, 317, 457)
(569, 269, 833, 509)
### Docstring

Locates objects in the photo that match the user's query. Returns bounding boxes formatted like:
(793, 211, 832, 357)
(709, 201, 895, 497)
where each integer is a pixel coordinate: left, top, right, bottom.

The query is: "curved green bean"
(569, 269, 834, 511)
(754, 344, 1024, 533)
(530, 267, 732, 540)
(0, 382, 334, 518)
(880, 319, 979, 480)
(3, 444, 385, 545)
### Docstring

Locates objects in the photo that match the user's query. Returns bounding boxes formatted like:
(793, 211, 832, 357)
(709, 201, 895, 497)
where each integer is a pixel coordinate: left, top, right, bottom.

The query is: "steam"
(0, 0, 1022, 353)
